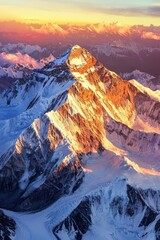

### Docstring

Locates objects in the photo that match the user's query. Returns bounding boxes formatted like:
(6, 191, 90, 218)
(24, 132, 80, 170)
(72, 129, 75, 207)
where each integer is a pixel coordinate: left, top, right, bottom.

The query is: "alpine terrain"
(0, 45, 160, 240)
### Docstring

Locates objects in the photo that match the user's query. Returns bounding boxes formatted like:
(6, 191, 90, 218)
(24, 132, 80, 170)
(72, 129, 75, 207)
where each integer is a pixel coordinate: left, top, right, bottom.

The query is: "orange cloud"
(141, 31, 160, 40)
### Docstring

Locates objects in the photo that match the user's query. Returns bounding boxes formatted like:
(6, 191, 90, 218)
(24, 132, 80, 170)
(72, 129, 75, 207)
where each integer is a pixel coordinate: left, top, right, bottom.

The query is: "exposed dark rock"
(0, 210, 16, 240)
(155, 219, 160, 240)
(53, 198, 92, 240)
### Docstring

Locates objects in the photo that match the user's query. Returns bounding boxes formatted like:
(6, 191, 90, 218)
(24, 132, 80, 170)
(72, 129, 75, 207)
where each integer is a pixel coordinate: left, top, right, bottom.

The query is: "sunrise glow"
(0, 0, 160, 26)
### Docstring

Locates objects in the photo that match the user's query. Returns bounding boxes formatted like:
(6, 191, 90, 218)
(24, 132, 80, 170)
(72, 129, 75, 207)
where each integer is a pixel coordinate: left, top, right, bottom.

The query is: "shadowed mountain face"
(0, 210, 16, 240)
(0, 45, 160, 239)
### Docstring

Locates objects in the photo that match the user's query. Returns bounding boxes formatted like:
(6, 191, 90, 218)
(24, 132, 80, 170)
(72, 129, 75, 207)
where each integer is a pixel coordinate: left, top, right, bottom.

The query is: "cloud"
(55, 1, 160, 18)
(86, 5, 160, 18)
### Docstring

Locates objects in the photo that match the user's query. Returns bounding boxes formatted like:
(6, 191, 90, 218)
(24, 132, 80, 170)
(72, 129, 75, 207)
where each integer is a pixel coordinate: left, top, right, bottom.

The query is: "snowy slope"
(129, 79, 160, 102)
(53, 177, 160, 240)
(121, 70, 160, 91)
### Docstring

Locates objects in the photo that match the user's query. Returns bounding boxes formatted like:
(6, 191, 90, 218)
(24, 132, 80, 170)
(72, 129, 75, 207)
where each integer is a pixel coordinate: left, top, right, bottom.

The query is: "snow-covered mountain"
(0, 53, 55, 92)
(40, 54, 55, 66)
(0, 63, 32, 79)
(88, 41, 160, 78)
(0, 45, 160, 240)
(53, 178, 160, 240)
(31, 23, 68, 35)
(0, 43, 45, 55)
(29, 22, 160, 40)
(121, 70, 160, 91)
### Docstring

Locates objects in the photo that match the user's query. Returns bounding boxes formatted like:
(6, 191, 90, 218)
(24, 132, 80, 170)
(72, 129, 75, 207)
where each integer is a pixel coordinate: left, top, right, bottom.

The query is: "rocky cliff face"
(0, 114, 84, 211)
(0, 210, 16, 240)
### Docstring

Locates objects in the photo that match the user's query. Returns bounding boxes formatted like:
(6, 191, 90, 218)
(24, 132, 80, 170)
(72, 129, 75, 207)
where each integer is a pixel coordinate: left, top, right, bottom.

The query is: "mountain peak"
(66, 44, 97, 71)
(68, 44, 90, 57)
(47, 44, 97, 71)
(70, 44, 82, 51)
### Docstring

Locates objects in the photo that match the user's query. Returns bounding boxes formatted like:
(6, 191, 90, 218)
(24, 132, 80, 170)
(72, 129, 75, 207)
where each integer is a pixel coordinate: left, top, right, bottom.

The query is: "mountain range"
(0, 45, 160, 240)
(0, 39, 160, 93)
(0, 52, 55, 92)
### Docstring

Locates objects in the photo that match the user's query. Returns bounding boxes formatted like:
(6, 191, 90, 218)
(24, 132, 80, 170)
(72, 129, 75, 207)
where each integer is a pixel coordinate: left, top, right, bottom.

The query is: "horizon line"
(0, 19, 159, 27)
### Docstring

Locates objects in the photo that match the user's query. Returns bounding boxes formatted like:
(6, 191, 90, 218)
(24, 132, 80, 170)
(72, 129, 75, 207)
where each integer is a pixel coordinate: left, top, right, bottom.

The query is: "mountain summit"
(0, 45, 160, 239)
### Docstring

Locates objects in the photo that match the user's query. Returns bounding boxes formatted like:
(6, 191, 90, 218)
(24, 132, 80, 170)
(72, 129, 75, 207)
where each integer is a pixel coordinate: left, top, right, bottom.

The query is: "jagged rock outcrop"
(0, 210, 16, 240)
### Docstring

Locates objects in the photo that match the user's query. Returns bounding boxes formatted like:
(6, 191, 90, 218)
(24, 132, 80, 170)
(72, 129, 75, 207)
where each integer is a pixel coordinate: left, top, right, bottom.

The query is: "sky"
(0, 0, 159, 25)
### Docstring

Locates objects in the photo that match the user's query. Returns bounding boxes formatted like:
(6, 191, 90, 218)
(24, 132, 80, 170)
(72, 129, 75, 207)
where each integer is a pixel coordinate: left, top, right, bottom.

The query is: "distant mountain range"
(0, 22, 159, 91)
(1, 21, 160, 40)
(0, 37, 160, 93)
(0, 51, 55, 92)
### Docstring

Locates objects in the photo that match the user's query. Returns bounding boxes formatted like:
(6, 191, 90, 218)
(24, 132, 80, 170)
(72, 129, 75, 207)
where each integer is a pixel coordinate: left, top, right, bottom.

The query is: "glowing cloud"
(0, 0, 159, 25)
(142, 31, 160, 40)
